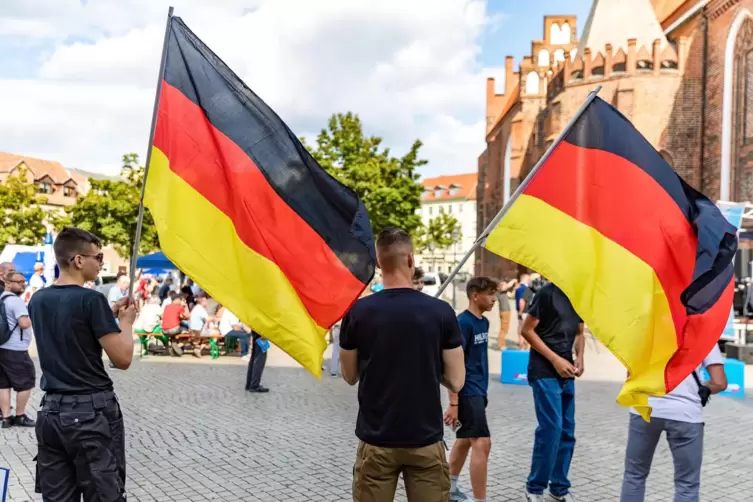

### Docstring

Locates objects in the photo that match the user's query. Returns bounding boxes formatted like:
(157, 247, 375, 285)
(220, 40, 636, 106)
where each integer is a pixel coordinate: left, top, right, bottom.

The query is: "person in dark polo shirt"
(339, 227, 466, 502)
(520, 282, 585, 502)
(29, 227, 136, 502)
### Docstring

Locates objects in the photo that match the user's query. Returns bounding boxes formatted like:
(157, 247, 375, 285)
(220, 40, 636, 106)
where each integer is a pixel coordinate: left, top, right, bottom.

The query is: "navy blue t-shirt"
(457, 310, 489, 398)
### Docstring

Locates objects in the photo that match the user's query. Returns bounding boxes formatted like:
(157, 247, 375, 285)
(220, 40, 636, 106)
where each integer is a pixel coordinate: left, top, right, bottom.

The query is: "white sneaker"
(525, 492, 545, 502)
(241, 354, 251, 361)
(548, 493, 576, 502)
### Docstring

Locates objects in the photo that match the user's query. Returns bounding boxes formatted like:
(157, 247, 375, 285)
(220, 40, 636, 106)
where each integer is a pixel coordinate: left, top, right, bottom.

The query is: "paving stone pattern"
(1, 357, 752, 501)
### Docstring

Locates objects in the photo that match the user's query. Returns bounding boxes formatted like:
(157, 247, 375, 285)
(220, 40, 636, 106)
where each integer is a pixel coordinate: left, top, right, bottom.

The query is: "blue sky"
(482, 0, 592, 67)
(0, 0, 597, 176)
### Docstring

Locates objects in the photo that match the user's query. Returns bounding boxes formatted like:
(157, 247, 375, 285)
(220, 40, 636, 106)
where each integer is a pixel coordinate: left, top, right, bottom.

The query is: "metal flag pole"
(435, 85, 602, 298)
(128, 6, 174, 298)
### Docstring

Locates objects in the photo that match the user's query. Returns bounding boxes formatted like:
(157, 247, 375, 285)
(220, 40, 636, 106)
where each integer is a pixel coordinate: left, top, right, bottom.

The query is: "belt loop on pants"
(92, 391, 107, 411)
(42, 394, 62, 412)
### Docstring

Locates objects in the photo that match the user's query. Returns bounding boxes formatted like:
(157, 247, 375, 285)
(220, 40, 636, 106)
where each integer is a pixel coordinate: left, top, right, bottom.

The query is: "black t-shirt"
(158, 283, 170, 301)
(28, 285, 120, 394)
(339, 288, 463, 448)
(526, 283, 582, 382)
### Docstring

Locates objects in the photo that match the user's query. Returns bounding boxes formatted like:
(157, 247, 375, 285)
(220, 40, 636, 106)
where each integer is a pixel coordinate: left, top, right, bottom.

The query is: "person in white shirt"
(620, 345, 727, 502)
(27, 263, 46, 295)
(219, 308, 252, 361)
(188, 293, 215, 358)
(0, 271, 36, 428)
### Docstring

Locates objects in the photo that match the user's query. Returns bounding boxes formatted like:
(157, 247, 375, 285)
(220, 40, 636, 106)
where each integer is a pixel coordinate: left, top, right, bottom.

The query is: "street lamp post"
(451, 229, 461, 309)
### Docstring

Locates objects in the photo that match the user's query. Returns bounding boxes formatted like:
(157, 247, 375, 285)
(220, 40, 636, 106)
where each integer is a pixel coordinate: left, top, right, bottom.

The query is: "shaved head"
(376, 227, 414, 274)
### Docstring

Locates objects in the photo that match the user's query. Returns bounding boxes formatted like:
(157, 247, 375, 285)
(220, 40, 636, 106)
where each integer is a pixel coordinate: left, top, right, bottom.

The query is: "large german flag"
(144, 17, 376, 376)
(486, 97, 737, 418)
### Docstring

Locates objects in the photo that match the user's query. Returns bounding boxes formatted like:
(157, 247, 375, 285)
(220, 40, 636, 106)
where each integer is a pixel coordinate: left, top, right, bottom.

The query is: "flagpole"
(435, 85, 602, 298)
(128, 6, 174, 297)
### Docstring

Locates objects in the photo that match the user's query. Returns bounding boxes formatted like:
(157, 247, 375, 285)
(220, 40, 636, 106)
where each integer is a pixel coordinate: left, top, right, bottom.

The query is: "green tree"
(414, 211, 462, 253)
(0, 167, 51, 248)
(305, 112, 426, 236)
(67, 153, 159, 257)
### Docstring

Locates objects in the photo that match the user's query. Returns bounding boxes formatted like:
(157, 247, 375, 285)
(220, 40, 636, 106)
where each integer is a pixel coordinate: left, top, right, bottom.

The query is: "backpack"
(0, 292, 19, 346)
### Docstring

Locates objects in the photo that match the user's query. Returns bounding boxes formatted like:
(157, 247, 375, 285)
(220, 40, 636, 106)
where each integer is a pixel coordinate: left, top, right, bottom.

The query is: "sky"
(0, 0, 593, 178)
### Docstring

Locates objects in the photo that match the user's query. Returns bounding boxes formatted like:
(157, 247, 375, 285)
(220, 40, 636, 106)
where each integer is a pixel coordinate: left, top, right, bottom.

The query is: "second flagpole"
(435, 85, 602, 298)
(128, 5, 174, 297)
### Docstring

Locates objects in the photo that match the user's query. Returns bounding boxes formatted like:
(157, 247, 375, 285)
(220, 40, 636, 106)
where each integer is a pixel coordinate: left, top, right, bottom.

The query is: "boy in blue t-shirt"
(444, 276, 497, 502)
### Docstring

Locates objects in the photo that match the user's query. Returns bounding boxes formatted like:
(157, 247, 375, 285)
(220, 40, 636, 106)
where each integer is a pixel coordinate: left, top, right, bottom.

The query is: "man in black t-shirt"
(29, 227, 136, 501)
(520, 283, 585, 502)
(339, 227, 466, 501)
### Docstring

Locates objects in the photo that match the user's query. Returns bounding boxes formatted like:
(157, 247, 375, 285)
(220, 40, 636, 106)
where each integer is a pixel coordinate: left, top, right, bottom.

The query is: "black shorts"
(0, 348, 35, 392)
(456, 396, 490, 438)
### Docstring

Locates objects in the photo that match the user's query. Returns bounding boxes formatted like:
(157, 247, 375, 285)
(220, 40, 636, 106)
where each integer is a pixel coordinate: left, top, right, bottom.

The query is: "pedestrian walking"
(29, 227, 136, 501)
(521, 282, 585, 502)
(339, 227, 466, 502)
(620, 345, 727, 502)
(245, 332, 269, 393)
(0, 270, 36, 428)
(444, 276, 497, 502)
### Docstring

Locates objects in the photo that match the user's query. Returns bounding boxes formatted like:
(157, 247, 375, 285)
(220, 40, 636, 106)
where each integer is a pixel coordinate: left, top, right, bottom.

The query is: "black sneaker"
(13, 414, 35, 427)
(247, 386, 269, 393)
(1, 417, 12, 429)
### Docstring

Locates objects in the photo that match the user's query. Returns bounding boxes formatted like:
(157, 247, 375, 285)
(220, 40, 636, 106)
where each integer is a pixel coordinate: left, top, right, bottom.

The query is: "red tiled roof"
(421, 172, 478, 201)
(0, 152, 75, 185)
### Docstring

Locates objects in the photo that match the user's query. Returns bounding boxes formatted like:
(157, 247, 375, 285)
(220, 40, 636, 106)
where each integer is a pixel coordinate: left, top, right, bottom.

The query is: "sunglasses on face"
(72, 253, 104, 264)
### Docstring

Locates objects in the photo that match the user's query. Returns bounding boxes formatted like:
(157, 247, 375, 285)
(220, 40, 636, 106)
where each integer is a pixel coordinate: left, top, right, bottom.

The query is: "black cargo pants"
(34, 391, 126, 501)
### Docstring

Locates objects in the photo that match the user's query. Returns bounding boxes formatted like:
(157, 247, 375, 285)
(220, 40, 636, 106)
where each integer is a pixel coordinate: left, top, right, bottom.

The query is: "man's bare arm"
(706, 364, 727, 394)
(521, 315, 576, 378)
(441, 346, 465, 393)
(340, 348, 359, 386)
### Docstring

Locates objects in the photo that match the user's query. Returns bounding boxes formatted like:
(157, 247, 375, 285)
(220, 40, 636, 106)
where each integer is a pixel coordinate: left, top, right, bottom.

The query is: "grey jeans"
(620, 414, 704, 502)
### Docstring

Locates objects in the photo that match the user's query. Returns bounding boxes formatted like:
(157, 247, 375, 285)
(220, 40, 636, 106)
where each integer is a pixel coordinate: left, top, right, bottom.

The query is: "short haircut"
(54, 227, 102, 268)
(376, 227, 413, 273)
(196, 291, 208, 299)
(174, 293, 186, 301)
(466, 276, 498, 298)
(3, 270, 22, 283)
(413, 267, 425, 281)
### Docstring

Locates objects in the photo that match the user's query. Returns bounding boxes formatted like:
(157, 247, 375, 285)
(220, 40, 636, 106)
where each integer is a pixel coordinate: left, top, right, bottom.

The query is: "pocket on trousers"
(59, 411, 98, 429)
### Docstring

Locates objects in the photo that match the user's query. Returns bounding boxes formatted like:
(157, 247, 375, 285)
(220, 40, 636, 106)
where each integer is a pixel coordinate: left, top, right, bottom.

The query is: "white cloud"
(0, 0, 501, 177)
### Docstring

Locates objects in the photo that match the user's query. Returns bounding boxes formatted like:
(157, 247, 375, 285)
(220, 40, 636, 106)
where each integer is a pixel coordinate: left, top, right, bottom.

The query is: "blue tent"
(135, 251, 177, 270)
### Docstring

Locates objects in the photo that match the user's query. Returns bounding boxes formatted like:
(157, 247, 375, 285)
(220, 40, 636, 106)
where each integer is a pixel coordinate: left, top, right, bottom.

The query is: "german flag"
(485, 97, 737, 418)
(144, 17, 376, 376)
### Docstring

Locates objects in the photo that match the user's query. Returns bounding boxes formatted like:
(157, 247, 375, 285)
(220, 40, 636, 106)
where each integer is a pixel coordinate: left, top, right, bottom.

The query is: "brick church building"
(476, 0, 753, 278)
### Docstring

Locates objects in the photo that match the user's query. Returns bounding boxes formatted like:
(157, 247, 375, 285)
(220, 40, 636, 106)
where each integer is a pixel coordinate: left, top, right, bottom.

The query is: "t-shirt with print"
(0, 293, 33, 351)
(28, 285, 119, 394)
(630, 345, 725, 423)
(457, 310, 489, 398)
(189, 304, 208, 331)
(526, 283, 582, 382)
(339, 288, 463, 448)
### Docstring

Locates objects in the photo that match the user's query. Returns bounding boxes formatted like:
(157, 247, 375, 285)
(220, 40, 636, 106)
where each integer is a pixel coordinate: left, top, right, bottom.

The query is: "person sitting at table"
(134, 295, 166, 354)
(162, 294, 190, 356)
(189, 293, 218, 358)
(219, 308, 252, 361)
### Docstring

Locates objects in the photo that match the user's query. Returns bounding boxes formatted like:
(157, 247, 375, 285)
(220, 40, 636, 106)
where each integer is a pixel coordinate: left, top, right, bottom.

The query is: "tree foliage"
(414, 211, 462, 253)
(0, 167, 55, 248)
(305, 112, 426, 236)
(67, 153, 159, 257)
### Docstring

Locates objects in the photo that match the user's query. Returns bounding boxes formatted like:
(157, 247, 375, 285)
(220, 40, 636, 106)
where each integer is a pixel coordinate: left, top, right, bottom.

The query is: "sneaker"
(548, 493, 576, 502)
(12, 414, 35, 427)
(241, 354, 251, 362)
(450, 489, 470, 501)
(526, 492, 545, 502)
(247, 386, 269, 393)
(1, 417, 12, 429)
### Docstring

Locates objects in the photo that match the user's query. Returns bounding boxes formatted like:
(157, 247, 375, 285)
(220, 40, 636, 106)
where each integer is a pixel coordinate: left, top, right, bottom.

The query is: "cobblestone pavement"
(1, 353, 752, 502)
